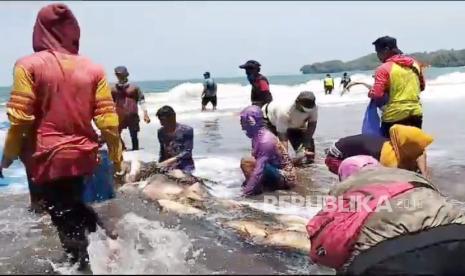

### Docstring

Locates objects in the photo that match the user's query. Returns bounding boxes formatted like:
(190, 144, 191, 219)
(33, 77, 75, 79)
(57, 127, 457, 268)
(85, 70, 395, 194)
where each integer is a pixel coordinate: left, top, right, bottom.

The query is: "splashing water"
(87, 213, 202, 274)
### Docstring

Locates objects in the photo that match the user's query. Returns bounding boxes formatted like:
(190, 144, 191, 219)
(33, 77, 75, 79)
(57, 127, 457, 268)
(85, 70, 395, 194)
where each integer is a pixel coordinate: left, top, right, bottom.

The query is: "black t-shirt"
(336, 134, 388, 160)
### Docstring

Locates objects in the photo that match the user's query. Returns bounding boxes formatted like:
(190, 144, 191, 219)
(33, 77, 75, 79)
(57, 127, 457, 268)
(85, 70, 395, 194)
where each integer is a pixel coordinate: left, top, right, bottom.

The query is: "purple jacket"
(243, 128, 296, 195)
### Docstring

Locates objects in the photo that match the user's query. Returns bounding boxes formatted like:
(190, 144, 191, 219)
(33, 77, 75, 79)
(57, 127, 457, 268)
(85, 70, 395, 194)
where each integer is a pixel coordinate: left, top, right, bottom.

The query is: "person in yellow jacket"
(323, 74, 335, 95)
(325, 124, 433, 179)
(369, 36, 425, 138)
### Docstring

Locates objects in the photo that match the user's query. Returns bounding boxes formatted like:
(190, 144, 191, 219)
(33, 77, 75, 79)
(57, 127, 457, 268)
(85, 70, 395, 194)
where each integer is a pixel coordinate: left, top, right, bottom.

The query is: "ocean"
(1, 67, 465, 274)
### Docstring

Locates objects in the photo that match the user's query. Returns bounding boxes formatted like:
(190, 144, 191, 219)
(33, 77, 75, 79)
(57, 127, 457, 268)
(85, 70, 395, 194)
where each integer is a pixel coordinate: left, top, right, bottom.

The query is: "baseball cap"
(239, 60, 261, 69)
(114, 66, 129, 76)
(296, 91, 316, 102)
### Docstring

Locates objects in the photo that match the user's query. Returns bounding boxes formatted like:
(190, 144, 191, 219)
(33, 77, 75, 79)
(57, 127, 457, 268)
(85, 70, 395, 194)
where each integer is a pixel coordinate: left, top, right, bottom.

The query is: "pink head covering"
(338, 155, 380, 181)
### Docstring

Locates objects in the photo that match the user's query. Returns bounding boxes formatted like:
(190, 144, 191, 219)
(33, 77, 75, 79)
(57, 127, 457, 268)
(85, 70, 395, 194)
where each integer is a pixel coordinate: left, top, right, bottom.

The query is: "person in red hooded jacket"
(0, 3, 123, 270)
(369, 36, 425, 138)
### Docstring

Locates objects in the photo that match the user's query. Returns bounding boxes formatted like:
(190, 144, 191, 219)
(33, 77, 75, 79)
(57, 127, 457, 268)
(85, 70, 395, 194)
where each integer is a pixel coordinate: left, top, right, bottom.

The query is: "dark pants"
(202, 95, 217, 107)
(380, 115, 423, 138)
(119, 113, 140, 150)
(41, 177, 100, 265)
(287, 128, 315, 153)
(27, 176, 46, 213)
(324, 85, 334, 95)
(345, 224, 465, 275)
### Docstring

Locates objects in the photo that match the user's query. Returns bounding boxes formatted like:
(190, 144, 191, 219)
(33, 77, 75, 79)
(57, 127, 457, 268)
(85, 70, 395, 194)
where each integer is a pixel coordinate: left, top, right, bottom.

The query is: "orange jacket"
(3, 4, 122, 184)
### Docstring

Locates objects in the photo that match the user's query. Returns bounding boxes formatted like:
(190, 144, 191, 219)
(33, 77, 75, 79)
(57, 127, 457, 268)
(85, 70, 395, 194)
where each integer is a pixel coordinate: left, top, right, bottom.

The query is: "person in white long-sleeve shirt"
(261, 91, 318, 165)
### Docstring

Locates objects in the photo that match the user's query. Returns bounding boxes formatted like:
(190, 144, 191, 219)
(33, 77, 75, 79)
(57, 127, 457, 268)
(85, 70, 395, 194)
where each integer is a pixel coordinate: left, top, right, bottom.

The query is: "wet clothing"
(111, 83, 145, 128)
(337, 155, 380, 182)
(340, 75, 351, 88)
(202, 78, 217, 107)
(324, 77, 334, 94)
(158, 123, 195, 173)
(2, 3, 123, 266)
(202, 95, 217, 107)
(262, 101, 317, 153)
(325, 125, 433, 175)
(263, 102, 318, 133)
(4, 6, 122, 185)
(380, 115, 422, 138)
(347, 225, 465, 275)
(111, 83, 145, 150)
(328, 134, 388, 161)
(250, 74, 273, 107)
(42, 176, 99, 265)
(307, 167, 465, 274)
(369, 54, 424, 125)
(379, 124, 433, 171)
(243, 128, 296, 196)
(203, 78, 217, 98)
(240, 105, 296, 196)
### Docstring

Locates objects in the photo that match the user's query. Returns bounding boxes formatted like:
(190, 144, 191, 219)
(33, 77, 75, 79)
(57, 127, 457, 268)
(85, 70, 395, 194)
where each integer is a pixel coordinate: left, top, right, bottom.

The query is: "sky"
(1, 1, 465, 85)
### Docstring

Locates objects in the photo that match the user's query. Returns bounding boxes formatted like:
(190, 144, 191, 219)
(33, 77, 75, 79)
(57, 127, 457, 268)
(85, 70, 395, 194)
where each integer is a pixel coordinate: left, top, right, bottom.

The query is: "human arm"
(1, 64, 36, 173)
(275, 114, 290, 151)
(242, 144, 270, 196)
(303, 120, 317, 157)
(416, 64, 426, 92)
(416, 152, 430, 179)
(257, 78, 270, 94)
(202, 81, 207, 97)
(159, 126, 194, 169)
(93, 73, 123, 173)
(157, 130, 166, 163)
(368, 65, 390, 100)
(136, 87, 150, 123)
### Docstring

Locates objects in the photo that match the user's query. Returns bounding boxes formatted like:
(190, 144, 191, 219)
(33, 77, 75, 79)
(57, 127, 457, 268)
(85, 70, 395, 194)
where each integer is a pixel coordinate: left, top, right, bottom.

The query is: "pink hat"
(338, 155, 380, 181)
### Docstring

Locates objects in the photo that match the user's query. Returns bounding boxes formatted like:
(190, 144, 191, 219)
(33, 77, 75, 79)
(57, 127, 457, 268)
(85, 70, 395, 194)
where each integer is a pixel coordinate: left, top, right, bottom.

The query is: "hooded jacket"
(3, 4, 122, 184)
(369, 54, 425, 123)
(380, 124, 433, 170)
(325, 125, 433, 174)
(310, 165, 465, 273)
(240, 106, 296, 195)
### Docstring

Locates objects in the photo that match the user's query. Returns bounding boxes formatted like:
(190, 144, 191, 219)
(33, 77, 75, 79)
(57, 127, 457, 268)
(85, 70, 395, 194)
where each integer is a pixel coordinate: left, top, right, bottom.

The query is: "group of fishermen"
(1, 3, 464, 274)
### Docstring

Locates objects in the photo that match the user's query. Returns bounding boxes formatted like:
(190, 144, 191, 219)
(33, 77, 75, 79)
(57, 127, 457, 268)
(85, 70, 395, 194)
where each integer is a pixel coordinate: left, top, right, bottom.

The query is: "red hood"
(386, 54, 415, 67)
(32, 3, 80, 54)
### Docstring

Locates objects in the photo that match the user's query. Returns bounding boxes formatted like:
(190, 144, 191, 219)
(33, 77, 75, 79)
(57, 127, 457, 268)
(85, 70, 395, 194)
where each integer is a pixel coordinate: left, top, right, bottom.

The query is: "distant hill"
(300, 49, 465, 74)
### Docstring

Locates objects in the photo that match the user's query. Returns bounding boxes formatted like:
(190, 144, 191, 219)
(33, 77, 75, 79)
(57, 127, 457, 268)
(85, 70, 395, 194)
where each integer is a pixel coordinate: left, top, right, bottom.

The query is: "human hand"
(144, 113, 151, 124)
(304, 149, 315, 159)
(1, 156, 13, 169)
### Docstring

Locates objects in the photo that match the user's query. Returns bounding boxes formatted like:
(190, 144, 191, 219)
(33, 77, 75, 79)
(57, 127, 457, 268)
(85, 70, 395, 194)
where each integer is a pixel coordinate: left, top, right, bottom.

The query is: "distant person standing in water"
(156, 106, 195, 173)
(201, 72, 218, 111)
(324, 73, 335, 95)
(239, 60, 273, 107)
(111, 66, 151, 151)
(340, 72, 351, 90)
(369, 36, 425, 138)
(0, 3, 123, 270)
